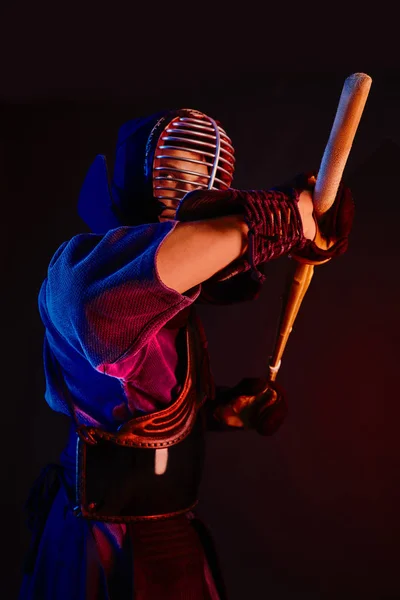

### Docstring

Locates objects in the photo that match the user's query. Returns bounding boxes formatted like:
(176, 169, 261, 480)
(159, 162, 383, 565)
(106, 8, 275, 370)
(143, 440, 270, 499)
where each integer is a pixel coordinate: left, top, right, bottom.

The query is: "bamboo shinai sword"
(268, 72, 372, 386)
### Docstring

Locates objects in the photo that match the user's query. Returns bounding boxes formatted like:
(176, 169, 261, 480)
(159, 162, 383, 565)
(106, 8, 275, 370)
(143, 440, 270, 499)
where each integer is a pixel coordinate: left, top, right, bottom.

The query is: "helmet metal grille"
(153, 111, 235, 210)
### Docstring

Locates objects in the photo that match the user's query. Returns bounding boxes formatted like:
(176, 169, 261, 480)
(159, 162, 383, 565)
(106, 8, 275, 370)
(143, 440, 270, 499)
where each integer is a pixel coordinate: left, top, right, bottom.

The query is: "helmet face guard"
(78, 108, 236, 232)
(151, 110, 235, 219)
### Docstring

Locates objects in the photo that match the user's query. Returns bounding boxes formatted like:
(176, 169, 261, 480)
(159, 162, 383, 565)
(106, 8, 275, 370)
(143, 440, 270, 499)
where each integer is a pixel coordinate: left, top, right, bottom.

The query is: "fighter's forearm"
(157, 192, 315, 294)
(157, 215, 249, 293)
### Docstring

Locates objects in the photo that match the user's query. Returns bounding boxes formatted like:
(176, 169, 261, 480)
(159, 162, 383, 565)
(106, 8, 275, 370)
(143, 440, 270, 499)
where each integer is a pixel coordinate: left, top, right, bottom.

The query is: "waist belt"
(56, 308, 213, 522)
(75, 412, 205, 522)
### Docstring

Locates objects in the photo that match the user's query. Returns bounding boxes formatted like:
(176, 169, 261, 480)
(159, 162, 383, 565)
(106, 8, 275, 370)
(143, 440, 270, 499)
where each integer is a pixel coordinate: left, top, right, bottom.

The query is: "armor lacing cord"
(238, 188, 307, 282)
(175, 186, 308, 283)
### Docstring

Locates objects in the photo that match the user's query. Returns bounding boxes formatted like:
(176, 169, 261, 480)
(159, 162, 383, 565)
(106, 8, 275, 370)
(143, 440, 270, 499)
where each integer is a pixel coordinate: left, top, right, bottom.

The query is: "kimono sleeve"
(39, 222, 200, 370)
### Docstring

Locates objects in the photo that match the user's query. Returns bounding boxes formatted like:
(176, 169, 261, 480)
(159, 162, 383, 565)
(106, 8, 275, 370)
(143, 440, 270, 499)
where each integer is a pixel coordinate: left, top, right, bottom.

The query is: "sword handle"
(314, 72, 372, 216)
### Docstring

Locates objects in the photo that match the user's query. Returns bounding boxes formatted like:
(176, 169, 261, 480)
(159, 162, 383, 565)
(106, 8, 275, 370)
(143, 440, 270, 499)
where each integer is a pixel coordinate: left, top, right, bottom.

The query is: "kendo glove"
(287, 172, 355, 265)
(175, 187, 308, 283)
(210, 377, 288, 436)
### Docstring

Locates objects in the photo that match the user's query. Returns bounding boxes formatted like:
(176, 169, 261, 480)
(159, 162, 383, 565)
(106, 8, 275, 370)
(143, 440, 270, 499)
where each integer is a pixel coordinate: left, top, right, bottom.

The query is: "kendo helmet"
(78, 108, 235, 233)
(151, 109, 235, 220)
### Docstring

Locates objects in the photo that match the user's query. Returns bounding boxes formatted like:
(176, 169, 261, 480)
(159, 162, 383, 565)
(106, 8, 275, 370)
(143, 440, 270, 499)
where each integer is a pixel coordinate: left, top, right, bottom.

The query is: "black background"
(2, 8, 400, 599)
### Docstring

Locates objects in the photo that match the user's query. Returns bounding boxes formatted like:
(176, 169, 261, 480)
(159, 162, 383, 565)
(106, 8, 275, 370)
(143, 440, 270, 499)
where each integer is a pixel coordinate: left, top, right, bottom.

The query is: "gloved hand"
(289, 172, 355, 265)
(211, 377, 288, 436)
